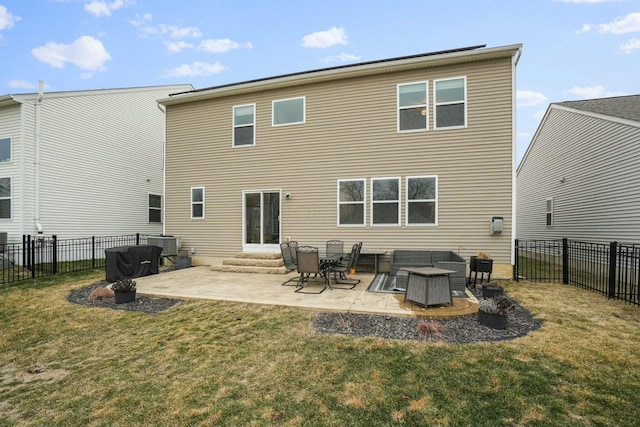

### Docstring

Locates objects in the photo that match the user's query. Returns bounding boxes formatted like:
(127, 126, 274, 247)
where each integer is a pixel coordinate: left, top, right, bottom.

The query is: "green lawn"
(1, 270, 639, 426)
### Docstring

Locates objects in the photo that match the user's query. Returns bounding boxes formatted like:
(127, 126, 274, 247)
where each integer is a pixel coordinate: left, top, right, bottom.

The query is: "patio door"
(243, 190, 281, 253)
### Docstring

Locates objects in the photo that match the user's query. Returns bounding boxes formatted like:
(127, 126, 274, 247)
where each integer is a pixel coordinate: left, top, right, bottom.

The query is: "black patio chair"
(326, 239, 344, 259)
(280, 241, 299, 286)
(295, 245, 328, 294)
(330, 242, 361, 288)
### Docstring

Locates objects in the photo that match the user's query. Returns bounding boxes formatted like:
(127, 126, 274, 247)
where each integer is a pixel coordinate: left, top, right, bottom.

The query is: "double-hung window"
(0, 138, 11, 162)
(0, 177, 11, 219)
(434, 77, 466, 129)
(338, 179, 365, 226)
(273, 97, 305, 126)
(233, 104, 255, 147)
(398, 82, 427, 132)
(406, 176, 437, 225)
(191, 187, 205, 219)
(371, 177, 400, 226)
(148, 194, 161, 223)
(546, 198, 553, 227)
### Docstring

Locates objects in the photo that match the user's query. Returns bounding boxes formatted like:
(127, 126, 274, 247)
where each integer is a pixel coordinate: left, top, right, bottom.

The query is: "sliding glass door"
(243, 190, 280, 252)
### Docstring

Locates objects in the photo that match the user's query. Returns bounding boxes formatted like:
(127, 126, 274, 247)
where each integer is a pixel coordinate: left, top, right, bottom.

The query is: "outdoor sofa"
(390, 250, 466, 292)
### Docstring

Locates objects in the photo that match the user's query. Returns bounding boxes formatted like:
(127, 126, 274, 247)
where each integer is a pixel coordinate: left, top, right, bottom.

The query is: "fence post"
(52, 235, 58, 275)
(92, 236, 96, 269)
(136, 233, 140, 246)
(562, 238, 569, 284)
(22, 234, 27, 270)
(514, 239, 519, 282)
(608, 241, 617, 299)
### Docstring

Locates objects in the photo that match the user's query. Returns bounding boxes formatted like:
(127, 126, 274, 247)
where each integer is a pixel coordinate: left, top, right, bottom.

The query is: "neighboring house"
(0, 84, 193, 242)
(159, 44, 522, 277)
(516, 95, 640, 243)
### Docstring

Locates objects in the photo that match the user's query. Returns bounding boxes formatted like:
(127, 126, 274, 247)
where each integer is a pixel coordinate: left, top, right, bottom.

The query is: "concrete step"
(223, 258, 284, 268)
(234, 252, 282, 260)
(210, 264, 289, 274)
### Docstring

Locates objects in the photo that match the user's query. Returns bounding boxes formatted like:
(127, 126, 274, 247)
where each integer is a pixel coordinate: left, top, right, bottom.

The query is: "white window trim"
(191, 187, 205, 220)
(232, 103, 256, 148)
(0, 176, 11, 220)
(397, 81, 428, 133)
(546, 197, 553, 227)
(337, 178, 366, 227)
(148, 193, 162, 224)
(371, 177, 401, 226)
(272, 96, 306, 127)
(405, 175, 438, 226)
(0, 137, 11, 163)
(434, 76, 467, 130)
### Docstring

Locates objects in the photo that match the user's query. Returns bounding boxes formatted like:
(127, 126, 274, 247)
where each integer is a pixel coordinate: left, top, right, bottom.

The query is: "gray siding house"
(0, 84, 193, 242)
(159, 44, 522, 278)
(516, 95, 640, 243)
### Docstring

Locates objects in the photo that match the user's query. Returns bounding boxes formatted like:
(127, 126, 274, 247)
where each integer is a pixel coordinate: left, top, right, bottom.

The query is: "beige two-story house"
(159, 44, 522, 277)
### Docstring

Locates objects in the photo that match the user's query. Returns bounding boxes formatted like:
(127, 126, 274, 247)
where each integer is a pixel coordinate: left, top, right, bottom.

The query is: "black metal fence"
(515, 238, 640, 306)
(0, 234, 149, 286)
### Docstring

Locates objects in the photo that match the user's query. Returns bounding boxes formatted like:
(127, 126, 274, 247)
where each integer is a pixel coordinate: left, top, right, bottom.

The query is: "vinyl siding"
(3, 85, 191, 241)
(0, 103, 23, 241)
(517, 106, 640, 243)
(165, 56, 515, 266)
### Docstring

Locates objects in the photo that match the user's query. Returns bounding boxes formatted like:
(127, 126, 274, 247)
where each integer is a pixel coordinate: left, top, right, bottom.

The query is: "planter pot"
(482, 286, 504, 299)
(177, 256, 192, 269)
(114, 290, 136, 304)
(478, 311, 507, 329)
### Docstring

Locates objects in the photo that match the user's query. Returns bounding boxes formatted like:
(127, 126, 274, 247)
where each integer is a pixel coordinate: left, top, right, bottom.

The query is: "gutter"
(35, 81, 43, 234)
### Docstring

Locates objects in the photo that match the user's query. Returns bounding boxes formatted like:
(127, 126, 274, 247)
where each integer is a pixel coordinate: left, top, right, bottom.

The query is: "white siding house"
(0, 84, 192, 242)
(516, 95, 640, 243)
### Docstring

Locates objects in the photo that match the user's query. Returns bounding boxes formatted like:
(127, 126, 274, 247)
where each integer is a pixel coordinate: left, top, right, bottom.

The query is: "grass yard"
(1, 270, 639, 426)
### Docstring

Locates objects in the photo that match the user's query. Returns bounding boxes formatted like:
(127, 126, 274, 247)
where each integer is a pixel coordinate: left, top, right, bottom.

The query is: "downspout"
(511, 47, 522, 268)
(157, 102, 166, 235)
(34, 81, 43, 235)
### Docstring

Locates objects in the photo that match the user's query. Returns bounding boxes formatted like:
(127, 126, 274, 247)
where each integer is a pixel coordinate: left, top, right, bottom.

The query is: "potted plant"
(177, 248, 192, 269)
(111, 278, 137, 304)
(478, 295, 514, 329)
(482, 281, 504, 299)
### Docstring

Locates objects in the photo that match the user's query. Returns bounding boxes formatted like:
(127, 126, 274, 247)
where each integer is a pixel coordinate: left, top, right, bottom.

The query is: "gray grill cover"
(105, 245, 163, 282)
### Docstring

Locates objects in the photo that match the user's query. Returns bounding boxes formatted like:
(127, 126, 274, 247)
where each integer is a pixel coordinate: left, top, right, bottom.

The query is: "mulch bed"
(68, 279, 541, 342)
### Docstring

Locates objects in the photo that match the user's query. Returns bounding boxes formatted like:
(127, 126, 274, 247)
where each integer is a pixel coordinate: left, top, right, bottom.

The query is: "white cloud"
(84, 0, 130, 18)
(160, 61, 226, 78)
(565, 85, 626, 98)
(139, 23, 201, 39)
(130, 13, 152, 27)
(198, 39, 253, 53)
(516, 90, 547, 107)
(32, 36, 111, 71)
(8, 80, 36, 89)
(576, 23, 592, 34)
(302, 27, 347, 48)
(166, 41, 193, 53)
(324, 52, 362, 63)
(0, 5, 21, 31)
(620, 37, 640, 53)
(598, 12, 640, 34)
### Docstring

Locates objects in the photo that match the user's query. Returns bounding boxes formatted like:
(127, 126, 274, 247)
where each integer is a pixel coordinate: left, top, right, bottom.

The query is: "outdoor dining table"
(319, 254, 343, 289)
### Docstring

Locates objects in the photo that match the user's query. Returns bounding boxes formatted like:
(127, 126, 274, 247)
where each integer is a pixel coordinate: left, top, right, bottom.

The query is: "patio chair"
(326, 239, 344, 259)
(280, 241, 298, 286)
(330, 242, 361, 288)
(295, 245, 328, 294)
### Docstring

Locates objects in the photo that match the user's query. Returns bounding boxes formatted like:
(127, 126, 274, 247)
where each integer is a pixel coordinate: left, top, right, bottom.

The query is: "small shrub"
(111, 278, 136, 292)
(479, 298, 500, 314)
(417, 320, 444, 339)
(88, 286, 114, 301)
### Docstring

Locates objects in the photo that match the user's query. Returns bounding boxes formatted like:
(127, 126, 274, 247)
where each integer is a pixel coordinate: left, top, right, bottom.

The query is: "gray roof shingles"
(555, 94, 640, 123)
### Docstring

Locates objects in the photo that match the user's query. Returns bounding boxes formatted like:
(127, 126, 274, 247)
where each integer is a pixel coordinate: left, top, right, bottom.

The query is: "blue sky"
(1, 0, 639, 164)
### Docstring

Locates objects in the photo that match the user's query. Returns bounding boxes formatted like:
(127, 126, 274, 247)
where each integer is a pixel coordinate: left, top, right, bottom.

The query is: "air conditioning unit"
(147, 235, 179, 256)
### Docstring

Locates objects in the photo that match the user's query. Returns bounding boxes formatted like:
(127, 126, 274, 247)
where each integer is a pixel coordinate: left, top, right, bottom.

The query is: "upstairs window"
(233, 104, 255, 147)
(406, 176, 437, 225)
(191, 187, 205, 219)
(398, 82, 427, 132)
(0, 138, 10, 162)
(435, 77, 466, 129)
(546, 198, 553, 227)
(0, 177, 10, 219)
(148, 194, 162, 223)
(371, 177, 400, 226)
(338, 179, 365, 226)
(273, 97, 305, 126)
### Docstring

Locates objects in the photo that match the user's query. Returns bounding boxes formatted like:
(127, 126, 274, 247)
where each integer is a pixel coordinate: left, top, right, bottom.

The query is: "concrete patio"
(134, 266, 479, 318)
